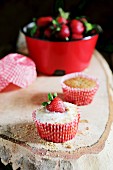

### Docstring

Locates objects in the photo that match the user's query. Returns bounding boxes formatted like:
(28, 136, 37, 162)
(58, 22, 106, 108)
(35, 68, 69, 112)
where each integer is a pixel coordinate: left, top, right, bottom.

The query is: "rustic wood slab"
(0, 50, 113, 170)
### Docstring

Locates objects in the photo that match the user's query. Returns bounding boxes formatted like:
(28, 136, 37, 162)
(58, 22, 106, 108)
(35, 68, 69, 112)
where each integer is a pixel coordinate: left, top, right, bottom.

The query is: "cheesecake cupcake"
(32, 93, 80, 143)
(61, 72, 99, 106)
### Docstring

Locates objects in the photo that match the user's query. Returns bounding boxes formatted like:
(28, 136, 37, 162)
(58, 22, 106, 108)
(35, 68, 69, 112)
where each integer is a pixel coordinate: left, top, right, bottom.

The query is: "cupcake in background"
(61, 72, 99, 106)
(32, 93, 80, 143)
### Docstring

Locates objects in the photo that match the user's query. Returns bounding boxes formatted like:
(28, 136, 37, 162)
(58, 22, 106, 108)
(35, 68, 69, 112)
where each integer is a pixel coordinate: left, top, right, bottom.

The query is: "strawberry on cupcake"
(32, 93, 80, 143)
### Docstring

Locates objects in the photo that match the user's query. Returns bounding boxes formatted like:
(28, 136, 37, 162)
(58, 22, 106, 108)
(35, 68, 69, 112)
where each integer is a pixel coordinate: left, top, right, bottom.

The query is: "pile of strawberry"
(26, 8, 101, 41)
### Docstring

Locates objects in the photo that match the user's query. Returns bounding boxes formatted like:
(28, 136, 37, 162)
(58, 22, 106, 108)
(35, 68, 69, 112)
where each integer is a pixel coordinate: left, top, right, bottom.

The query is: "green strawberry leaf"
(42, 102, 48, 106)
(50, 25, 55, 30)
(52, 19, 59, 25)
(75, 16, 87, 20)
(84, 22, 94, 33)
(56, 27, 61, 31)
(75, 16, 81, 20)
(96, 24, 103, 33)
(48, 93, 53, 101)
(33, 18, 37, 22)
(58, 8, 70, 19)
(30, 24, 37, 37)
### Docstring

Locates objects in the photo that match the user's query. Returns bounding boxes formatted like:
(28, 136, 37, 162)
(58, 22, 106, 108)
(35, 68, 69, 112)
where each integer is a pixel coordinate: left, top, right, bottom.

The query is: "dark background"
(0, 0, 113, 63)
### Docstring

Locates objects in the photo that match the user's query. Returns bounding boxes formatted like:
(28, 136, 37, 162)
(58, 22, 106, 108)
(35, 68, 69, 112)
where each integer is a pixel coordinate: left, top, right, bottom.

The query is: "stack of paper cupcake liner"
(32, 110, 80, 143)
(61, 72, 99, 106)
(0, 53, 37, 91)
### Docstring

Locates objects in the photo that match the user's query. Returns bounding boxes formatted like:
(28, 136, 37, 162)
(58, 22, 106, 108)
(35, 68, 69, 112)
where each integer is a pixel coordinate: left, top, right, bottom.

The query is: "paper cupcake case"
(32, 110, 80, 143)
(0, 75, 9, 91)
(0, 53, 37, 91)
(61, 72, 99, 106)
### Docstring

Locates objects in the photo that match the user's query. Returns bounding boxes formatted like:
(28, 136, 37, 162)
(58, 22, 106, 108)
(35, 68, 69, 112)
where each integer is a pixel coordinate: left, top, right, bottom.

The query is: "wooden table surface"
(0, 50, 113, 170)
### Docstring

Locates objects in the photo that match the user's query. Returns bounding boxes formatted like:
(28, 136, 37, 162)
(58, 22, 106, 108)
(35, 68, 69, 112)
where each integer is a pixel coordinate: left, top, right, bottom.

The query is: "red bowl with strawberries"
(22, 9, 101, 75)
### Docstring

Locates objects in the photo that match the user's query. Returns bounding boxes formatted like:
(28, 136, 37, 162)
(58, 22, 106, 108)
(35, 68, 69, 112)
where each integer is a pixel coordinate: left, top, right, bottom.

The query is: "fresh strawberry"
(46, 97, 65, 112)
(80, 17, 87, 23)
(90, 29, 97, 35)
(42, 93, 65, 113)
(44, 28, 52, 38)
(57, 24, 70, 40)
(36, 16, 53, 27)
(70, 19, 84, 34)
(72, 33, 83, 40)
(57, 16, 68, 24)
(34, 29, 40, 38)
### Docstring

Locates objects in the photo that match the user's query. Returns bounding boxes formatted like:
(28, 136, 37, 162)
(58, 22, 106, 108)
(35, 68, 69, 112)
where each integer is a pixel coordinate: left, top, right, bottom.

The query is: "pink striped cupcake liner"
(0, 75, 9, 91)
(0, 60, 10, 91)
(61, 72, 99, 106)
(0, 53, 37, 91)
(32, 110, 80, 143)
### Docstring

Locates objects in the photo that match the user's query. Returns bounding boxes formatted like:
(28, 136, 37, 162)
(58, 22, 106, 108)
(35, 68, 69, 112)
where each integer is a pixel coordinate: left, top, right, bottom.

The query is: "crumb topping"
(64, 77, 96, 89)
(36, 102, 78, 124)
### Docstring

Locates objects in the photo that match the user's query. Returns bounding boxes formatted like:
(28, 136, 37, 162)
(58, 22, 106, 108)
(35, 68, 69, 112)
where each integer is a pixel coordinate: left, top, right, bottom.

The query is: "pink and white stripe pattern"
(61, 72, 99, 106)
(0, 53, 37, 91)
(32, 109, 80, 143)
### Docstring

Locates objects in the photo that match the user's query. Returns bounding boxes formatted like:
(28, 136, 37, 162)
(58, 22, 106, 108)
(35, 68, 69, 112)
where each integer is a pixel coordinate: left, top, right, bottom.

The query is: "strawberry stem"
(42, 93, 58, 106)
(53, 93, 57, 98)
(47, 101, 51, 104)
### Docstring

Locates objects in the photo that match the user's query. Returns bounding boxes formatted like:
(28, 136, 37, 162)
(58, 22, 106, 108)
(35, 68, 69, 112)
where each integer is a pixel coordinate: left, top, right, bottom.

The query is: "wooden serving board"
(0, 50, 113, 170)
